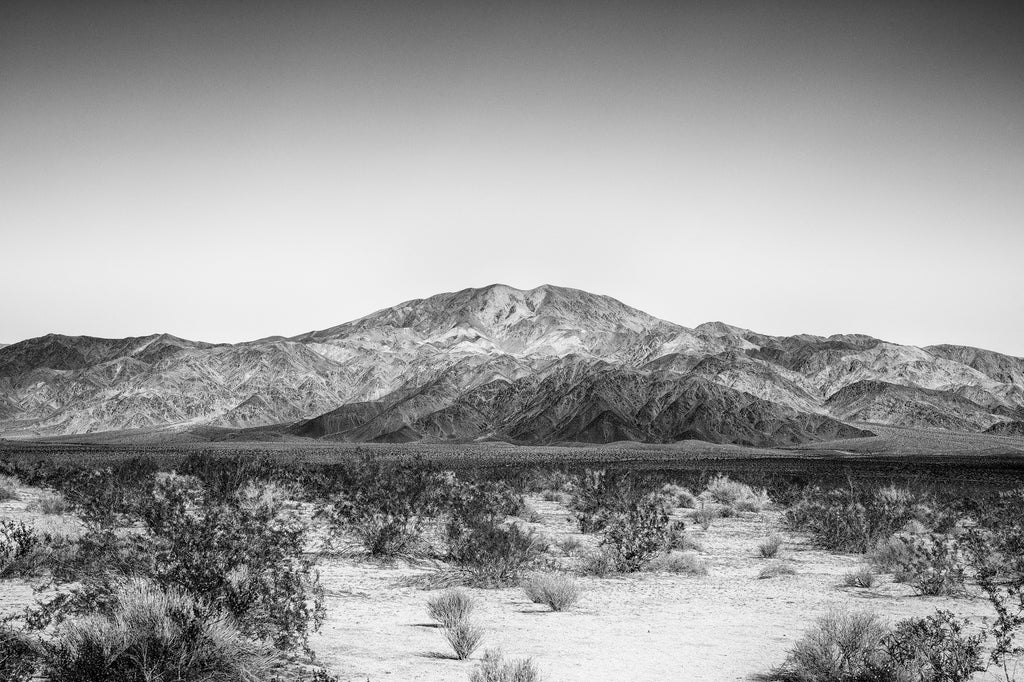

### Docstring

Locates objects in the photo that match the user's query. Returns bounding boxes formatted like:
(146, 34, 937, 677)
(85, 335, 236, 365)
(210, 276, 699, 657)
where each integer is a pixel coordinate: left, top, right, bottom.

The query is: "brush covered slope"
(2, 284, 1023, 445)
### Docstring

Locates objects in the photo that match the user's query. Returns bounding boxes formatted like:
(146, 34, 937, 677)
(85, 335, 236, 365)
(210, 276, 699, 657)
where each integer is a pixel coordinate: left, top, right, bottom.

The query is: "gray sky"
(2, 1, 1023, 355)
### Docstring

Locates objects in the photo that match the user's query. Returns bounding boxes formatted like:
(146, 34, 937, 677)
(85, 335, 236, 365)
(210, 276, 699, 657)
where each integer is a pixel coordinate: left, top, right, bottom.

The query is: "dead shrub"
(648, 551, 708, 576)
(469, 649, 542, 682)
(444, 620, 485, 660)
(758, 535, 783, 558)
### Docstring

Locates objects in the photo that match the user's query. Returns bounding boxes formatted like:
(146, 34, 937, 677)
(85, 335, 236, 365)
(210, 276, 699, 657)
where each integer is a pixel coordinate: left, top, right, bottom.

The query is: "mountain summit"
(2, 284, 1023, 445)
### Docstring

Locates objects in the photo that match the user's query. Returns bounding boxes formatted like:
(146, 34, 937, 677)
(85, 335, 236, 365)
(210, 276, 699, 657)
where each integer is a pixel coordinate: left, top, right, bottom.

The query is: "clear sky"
(2, 1, 1023, 355)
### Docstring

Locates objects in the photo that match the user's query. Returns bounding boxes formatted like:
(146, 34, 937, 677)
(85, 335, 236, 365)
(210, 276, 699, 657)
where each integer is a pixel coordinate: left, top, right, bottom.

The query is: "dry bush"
(693, 504, 716, 531)
(735, 489, 772, 513)
(29, 492, 69, 515)
(764, 610, 888, 681)
(555, 536, 584, 556)
(0, 475, 19, 502)
(664, 522, 703, 553)
(444, 620, 485, 660)
(648, 551, 708, 576)
(520, 573, 580, 611)
(577, 548, 617, 577)
(38, 577, 275, 682)
(702, 475, 757, 507)
(469, 649, 542, 682)
(844, 566, 876, 588)
(758, 535, 783, 558)
(427, 589, 476, 628)
(758, 562, 797, 580)
(661, 483, 699, 509)
(0, 520, 50, 579)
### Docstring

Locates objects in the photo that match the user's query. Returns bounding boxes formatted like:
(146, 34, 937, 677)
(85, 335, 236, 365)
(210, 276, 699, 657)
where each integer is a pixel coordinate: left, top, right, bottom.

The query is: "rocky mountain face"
(2, 284, 1023, 446)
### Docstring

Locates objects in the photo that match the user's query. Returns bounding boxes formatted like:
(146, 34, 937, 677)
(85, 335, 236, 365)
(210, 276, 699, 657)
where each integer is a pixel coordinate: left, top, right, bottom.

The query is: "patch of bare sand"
(311, 497, 998, 682)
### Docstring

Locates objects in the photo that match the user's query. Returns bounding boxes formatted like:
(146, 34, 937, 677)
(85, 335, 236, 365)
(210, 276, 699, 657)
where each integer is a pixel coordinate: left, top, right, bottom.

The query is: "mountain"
(2, 284, 1023, 447)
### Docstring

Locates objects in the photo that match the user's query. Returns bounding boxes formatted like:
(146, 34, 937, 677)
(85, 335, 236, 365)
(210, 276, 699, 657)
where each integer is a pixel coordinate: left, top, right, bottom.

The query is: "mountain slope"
(2, 284, 1023, 446)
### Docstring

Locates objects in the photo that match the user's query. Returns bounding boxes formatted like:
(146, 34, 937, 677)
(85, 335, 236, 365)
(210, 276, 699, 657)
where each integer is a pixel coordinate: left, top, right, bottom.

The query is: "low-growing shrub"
(844, 566, 876, 588)
(555, 536, 584, 556)
(427, 589, 476, 628)
(785, 485, 919, 554)
(895, 534, 967, 597)
(577, 548, 617, 577)
(702, 475, 752, 506)
(469, 649, 542, 682)
(601, 494, 670, 572)
(881, 610, 984, 682)
(648, 551, 708, 576)
(661, 483, 699, 509)
(0, 520, 48, 579)
(29, 492, 69, 516)
(570, 469, 638, 534)
(758, 562, 797, 580)
(765, 610, 888, 681)
(444, 620, 485, 660)
(0, 475, 19, 502)
(520, 572, 580, 611)
(0, 624, 37, 682)
(663, 521, 702, 553)
(758, 535, 783, 559)
(870, 534, 914, 582)
(693, 504, 715, 531)
(765, 609, 984, 682)
(37, 577, 275, 682)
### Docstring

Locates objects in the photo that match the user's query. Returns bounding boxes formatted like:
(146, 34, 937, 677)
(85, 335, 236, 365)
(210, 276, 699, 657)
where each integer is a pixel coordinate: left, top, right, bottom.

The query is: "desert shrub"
(427, 589, 476, 628)
(0, 624, 37, 682)
(540, 489, 567, 504)
(664, 520, 702, 552)
(758, 562, 797, 580)
(661, 483, 699, 509)
(961, 487, 1024, 679)
(36, 577, 275, 682)
(526, 469, 572, 494)
(520, 572, 580, 611)
(881, 610, 984, 682)
(140, 476, 324, 650)
(693, 504, 715, 531)
(845, 566, 876, 589)
(870, 534, 915, 582)
(577, 548, 617, 577)
(446, 480, 543, 586)
(765, 610, 889, 681)
(601, 494, 670, 572)
(759, 535, 783, 558)
(786, 485, 918, 554)
(702, 475, 755, 506)
(0, 520, 49, 579)
(0, 475, 19, 502)
(555, 536, 584, 556)
(56, 459, 159, 528)
(29, 492, 69, 515)
(648, 551, 708, 576)
(469, 649, 542, 682)
(325, 455, 447, 558)
(570, 469, 647, 534)
(444, 620, 485, 660)
(894, 534, 967, 597)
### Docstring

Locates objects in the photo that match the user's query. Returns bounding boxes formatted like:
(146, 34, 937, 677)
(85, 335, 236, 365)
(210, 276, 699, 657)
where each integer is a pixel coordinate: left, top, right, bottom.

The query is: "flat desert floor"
(0, 483, 1008, 681)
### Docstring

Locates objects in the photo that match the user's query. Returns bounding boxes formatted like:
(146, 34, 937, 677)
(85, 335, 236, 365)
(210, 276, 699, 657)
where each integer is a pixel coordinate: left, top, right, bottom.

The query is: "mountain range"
(2, 284, 1023, 447)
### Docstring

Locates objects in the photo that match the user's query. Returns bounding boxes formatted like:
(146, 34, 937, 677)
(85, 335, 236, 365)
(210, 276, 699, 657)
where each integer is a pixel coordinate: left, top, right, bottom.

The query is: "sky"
(2, 1, 1023, 354)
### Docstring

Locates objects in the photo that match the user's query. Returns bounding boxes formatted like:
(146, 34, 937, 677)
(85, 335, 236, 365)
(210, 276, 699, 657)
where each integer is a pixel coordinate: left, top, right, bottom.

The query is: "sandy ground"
(0, 484, 1010, 681)
(309, 495, 1000, 682)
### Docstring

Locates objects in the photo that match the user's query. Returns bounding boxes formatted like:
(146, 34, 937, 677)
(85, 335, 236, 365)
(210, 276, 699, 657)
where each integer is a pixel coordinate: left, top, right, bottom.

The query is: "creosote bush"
(764, 609, 985, 682)
(521, 572, 580, 611)
(785, 485, 920, 554)
(601, 494, 670, 572)
(469, 649, 542, 682)
(0, 520, 49, 579)
(428, 589, 476, 628)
